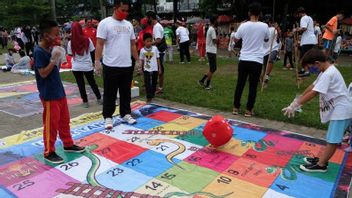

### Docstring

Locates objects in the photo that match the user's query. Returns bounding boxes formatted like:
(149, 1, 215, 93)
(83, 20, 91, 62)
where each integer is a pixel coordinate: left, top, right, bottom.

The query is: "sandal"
(232, 108, 239, 115)
(244, 110, 254, 117)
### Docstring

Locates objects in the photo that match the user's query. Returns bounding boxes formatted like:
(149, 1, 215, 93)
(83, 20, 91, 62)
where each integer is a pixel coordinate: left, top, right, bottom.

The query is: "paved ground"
(0, 71, 326, 140)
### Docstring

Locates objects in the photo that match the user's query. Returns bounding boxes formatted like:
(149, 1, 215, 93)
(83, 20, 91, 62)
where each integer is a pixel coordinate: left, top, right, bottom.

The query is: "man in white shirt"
(296, 7, 318, 77)
(147, 11, 167, 94)
(232, 2, 270, 117)
(95, 0, 140, 129)
(332, 32, 342, 63)
(263, 20, 280, 86)
(198, 16, 218, 90)
(176, 22, 191, 64)
(314, 21, 322, 46)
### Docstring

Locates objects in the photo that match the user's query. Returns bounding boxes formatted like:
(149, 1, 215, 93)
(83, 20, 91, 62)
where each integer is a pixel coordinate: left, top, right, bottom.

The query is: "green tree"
(0, 0, 50, 28)
(199, 0, 218, 16)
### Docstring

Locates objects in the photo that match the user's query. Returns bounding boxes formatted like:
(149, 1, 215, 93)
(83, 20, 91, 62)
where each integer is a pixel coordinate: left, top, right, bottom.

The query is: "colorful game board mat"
(0, 101, 351, 198)
(0, 80, 99, 117)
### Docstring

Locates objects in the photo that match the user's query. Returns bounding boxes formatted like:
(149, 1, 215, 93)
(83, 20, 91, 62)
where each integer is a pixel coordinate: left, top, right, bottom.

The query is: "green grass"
(60, 55, 352, 130)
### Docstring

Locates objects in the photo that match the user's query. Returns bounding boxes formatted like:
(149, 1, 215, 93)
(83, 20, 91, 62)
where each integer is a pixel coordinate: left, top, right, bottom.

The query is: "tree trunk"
(98, 0, 106, 19)
(153, 0, 157, 13)
(173, 0, 178, 23)
(49, 0, 56, 21)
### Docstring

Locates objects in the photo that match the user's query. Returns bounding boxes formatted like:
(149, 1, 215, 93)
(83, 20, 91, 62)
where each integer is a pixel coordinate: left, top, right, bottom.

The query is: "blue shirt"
(33, 47, 65, 100)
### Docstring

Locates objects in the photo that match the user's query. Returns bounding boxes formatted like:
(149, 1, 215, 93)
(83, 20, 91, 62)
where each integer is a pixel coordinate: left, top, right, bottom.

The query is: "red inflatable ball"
(203, 115, 233, 147)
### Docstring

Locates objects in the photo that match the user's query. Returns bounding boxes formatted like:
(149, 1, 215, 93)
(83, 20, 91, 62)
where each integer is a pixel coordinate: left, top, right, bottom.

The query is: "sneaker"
(180, 62, 185, 64)
(122, 114, 137, 125)
(244, 110, 254, 117)
(97, 99, 103, 105)
(197, 80, 205, 87)
(64, 145, 86, 153)
(299, 72, 310, 77)
(298, 70, 305, 74)
(44, 152, 64, 164)
(303, 157, 319, 165)
(299, 163, 327, 173)
(105, 118, 113, 129)
(204, 85, 212, 90)
(232, 108, 239, 115)
(282, 67, 288, 70)
(82, 102, 89, 108)
(156, 87, 163, 94)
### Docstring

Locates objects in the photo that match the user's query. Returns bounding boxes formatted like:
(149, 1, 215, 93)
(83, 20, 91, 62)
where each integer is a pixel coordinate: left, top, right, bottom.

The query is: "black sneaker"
(303, 157, 319, 165)
(44, 152, 64, 164)
(198, 80, 205, 87)
(299, 163, 327, 173)
(298, 70, 305, 74)
(303, 157, 328, 166)
(299, 72, 310, 77)
(64, 145, 86, 153)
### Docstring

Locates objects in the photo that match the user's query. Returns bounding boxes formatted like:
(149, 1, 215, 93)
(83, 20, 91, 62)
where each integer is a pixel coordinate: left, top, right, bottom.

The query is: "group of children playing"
(15, 0, 351, 176)
(3, 48, 32, 72)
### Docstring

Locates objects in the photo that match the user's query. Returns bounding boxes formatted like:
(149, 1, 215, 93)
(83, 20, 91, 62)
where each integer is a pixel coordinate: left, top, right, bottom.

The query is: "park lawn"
(60, 56, 352, 130)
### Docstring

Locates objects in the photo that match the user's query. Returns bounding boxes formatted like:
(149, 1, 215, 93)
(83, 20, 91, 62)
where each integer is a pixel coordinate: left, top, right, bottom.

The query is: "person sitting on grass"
(2, 48, 16, 71)
(282, 48, 352, 172)
(11, 50, 31, 73)
(139, 33, 161, 104)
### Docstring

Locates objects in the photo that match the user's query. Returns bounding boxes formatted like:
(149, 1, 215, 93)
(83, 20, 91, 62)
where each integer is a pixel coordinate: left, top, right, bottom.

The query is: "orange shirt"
(83, 27, 97, 47)
(322, 16, 338, 40)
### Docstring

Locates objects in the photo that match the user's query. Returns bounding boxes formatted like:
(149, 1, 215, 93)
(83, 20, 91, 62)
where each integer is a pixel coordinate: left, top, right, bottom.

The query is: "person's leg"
(246, 62, 263, 112)
(57, 97, 74, 148)
(179, 42, 185, 63)
(102, 66, 119, 119)
(185, 41, 191, 62)
(288, 52, 294, 68)
(151, 71, 158, 98)
(118, 67, 133, 117)
(144, 71, 152, 100)
(168, 45, 173, 63)
(41, 99, 60, 157)
(283, 52, 288, 67)
(317, 143, 338, 167)
(84, 70, 101, 100)
(234, 61, 249, 109)
(205, 53, 217, 88)
(72, 71, 88, 103)
(157, 53, 165, 91)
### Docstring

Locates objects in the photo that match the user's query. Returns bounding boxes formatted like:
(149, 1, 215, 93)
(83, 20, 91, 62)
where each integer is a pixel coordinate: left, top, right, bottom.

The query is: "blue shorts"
(326, 119, 352, 144)
(323, 39, 332, 49)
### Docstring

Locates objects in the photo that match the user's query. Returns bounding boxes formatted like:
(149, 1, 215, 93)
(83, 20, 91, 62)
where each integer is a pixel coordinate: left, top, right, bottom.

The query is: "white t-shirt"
(314, 25, 322, 39)
(153, 22, 164, 40)
(313, 66, 352, 123)
(206, 26, 217, 54)
(139, 46, 160, 72)
(235, 21, 270, 64)
(228, 31, 236, 51)
(300, 15, 317, 46)
(334, 36, 342, 53)
(176, 26, 190, 43)
(263, 27, 279, 55)
(67, 39, 95, 71)
(96, 17, 135, 67)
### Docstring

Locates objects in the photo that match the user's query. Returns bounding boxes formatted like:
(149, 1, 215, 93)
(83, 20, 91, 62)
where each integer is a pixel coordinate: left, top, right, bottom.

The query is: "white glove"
(282, 98, 301, 118)
(94, 60, 102, 75)
(51, 46, 66, 67)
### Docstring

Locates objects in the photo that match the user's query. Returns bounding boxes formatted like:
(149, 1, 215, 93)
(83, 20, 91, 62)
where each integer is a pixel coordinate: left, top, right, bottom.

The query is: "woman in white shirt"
(67, 22, 102, 108)
(11, 50, 31, 73)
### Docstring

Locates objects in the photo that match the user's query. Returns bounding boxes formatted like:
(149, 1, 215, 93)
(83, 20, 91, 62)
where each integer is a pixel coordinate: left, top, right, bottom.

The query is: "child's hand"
(282, 99, 301, 118)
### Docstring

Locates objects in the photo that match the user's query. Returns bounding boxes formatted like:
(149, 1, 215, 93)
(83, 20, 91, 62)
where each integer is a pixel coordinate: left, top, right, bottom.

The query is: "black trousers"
(234, 61, 262, 111)
(179, 41, 191, 62)
(284, 51, 294, 67)
(103, 65, 133, 119)
(25, 42, 33, 56)
(144, 71, 158, 99)
(72, 70, 101, 103)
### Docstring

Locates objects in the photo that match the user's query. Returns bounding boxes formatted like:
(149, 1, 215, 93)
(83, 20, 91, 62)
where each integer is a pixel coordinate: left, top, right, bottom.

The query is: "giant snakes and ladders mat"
(0, 101, 351, 198)
(0, 80, 98, 117)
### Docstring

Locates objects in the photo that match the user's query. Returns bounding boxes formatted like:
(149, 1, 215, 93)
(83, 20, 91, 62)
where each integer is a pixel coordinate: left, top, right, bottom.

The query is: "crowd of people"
(0, 0, 351, 174)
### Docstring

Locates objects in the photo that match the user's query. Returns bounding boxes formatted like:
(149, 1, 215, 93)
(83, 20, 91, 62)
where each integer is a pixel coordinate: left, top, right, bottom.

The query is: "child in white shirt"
(139, 33, 161, 103)
(283, 48, 352, 173)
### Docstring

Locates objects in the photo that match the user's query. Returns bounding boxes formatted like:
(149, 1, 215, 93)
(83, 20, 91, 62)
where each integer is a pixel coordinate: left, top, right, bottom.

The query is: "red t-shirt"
(197, 24, 206, 44)
(83, 27, 97, 47)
